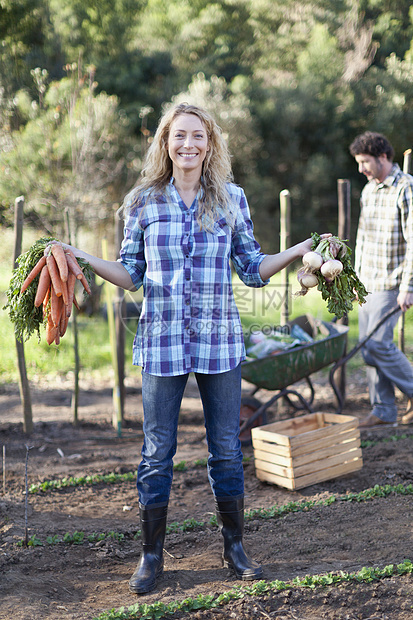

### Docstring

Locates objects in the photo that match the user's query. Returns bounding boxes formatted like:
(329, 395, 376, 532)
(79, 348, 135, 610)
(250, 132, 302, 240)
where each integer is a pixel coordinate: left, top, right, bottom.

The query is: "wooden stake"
(279, 190, 291, 326)
(65, 208, 80, 425)
(24, 445, 33, 546)
(102, 238, 122, 437)
(14, 196, 33, 435)
(336, 179, 351, 409)
(115, 213, 126, 421)
(2, 445, 5, 496)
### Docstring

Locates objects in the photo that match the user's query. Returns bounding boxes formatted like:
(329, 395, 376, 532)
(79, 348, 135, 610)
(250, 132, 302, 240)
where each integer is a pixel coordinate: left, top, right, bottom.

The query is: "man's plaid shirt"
(119, 180, 268, 376)
(355, 163, 413, 294)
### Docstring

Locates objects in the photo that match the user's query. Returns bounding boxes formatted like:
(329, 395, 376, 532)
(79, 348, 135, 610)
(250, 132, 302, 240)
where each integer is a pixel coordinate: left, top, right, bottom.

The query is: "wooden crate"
(251, 412, 363, 490)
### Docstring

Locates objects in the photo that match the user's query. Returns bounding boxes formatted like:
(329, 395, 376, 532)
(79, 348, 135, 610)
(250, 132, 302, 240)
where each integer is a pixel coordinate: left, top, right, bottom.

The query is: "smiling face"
(354, 152, 392, 183)
(167, 113, 209, 179)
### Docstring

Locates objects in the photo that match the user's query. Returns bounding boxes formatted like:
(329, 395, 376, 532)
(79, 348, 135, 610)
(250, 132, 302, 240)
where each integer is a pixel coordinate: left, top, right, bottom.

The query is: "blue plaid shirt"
(119, 179, 268, 376)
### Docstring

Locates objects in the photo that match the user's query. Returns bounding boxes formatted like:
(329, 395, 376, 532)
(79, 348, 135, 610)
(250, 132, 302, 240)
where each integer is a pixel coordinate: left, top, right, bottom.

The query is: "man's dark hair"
(349, 131, 394, 161)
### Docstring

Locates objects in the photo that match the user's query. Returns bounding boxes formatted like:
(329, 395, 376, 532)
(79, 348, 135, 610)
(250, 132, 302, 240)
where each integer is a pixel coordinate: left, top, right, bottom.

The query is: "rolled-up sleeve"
(230, 188, 269, 288)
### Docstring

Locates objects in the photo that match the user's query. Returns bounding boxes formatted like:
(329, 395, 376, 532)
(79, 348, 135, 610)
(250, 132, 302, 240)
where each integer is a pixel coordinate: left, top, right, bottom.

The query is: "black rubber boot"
(215, 496, 263, 581)
(128, 504, 168, 594)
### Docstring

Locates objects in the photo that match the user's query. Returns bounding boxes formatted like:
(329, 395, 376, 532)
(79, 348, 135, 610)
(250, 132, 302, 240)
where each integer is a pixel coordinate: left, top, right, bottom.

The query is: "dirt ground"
(1, 368, 413, 620)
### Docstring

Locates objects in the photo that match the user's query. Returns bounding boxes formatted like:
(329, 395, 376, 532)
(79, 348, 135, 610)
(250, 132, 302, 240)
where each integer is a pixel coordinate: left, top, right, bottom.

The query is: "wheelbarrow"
(239, 314, 349, 444)
(239, 308, 401, 445)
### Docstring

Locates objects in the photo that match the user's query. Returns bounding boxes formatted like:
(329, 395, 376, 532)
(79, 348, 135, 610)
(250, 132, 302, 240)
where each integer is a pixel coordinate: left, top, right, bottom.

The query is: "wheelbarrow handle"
(330, 305, 401, 413)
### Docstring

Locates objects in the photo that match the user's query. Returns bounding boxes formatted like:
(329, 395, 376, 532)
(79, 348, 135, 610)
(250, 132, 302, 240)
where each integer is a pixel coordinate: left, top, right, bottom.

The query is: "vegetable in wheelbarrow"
(296, 232, 368, 319)
(245, 324, 315, 360)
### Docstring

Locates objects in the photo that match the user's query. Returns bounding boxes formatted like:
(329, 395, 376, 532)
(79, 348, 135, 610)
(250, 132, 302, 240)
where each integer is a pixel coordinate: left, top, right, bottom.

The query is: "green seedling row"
(28, 457, 251, 494)
(17, 483, 413, 548)
(93, 560, 413, 620)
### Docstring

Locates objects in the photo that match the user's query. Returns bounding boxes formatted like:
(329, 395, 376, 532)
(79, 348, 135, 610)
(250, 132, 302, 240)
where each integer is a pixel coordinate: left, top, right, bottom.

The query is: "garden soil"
(1, 369, 413, 620)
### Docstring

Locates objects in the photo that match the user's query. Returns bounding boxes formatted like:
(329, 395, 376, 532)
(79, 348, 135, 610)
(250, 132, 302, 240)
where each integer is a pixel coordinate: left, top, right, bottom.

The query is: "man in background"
(349, 131, 413, 428)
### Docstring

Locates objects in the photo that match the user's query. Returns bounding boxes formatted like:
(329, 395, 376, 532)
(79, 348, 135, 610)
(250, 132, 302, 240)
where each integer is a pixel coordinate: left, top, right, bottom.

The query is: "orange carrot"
(20, 256, 47, 294)
(65, 253, 83, 279)
(43, 286, 51, 318)
(79, 272, 92, 295)
(50, 285, 64, 326)
(64, 249, 92, 295)
(66, 272, 76, 316)
(34, 265, 51, 307)
(64, 246, 78, 260)
(46, 254, 63, 297)
(60, 277, 69, 306)
(59, 312, 69, 337)
(73, 294, 81, 311)
(50, 243, 68, 282)
(46, 314, 58, 345)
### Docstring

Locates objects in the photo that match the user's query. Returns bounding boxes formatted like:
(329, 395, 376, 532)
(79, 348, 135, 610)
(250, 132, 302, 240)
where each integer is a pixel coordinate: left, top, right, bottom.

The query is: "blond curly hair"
(124, 103, 237, 229)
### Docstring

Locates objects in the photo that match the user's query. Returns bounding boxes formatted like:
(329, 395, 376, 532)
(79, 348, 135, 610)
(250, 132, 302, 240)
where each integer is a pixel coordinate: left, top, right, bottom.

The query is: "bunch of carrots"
(19, 241, 91, 345)
(4, 237, 94, 345)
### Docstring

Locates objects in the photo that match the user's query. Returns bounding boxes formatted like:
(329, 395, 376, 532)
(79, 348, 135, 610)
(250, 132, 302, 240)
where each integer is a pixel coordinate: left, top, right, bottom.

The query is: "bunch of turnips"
(296, 232, 368, 319)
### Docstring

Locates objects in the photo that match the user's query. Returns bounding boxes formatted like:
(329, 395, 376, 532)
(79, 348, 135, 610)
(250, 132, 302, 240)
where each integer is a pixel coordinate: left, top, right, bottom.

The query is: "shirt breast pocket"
(143, 214, 181, 261)
(194, 219, 230, 260)
(212, 217, 229, 237)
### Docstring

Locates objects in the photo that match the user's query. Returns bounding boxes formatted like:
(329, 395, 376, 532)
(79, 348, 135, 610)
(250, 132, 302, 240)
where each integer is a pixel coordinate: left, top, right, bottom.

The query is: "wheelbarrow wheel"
(239, 396, 265, 447)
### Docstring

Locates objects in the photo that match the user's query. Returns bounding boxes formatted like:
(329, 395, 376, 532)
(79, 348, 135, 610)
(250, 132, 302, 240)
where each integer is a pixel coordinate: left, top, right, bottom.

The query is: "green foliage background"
(1, 0, 413, 252)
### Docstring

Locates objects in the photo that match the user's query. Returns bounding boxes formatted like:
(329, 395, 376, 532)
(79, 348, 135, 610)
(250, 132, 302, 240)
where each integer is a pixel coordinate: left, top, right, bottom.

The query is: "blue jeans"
(358, 290, 413, 422)
(137, 364, 244, 506)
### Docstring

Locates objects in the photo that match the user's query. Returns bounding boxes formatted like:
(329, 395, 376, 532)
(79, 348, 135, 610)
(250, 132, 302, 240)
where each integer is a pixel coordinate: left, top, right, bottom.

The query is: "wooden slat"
(253, 448, 293, 468)
(255, 457, 363, 490)
(290, 458, 363, 490)
(254, 458, 294, 480)
(251, 427, 291, 447)
(292, 447, 362, 477)
(289, 429, 359, 457)
(291, 437, 360, 467)
(254, 435, 361, 469)
(251, 438, 292, 458)
(322, 413, 360, 425)
(255, 469, 296, 490)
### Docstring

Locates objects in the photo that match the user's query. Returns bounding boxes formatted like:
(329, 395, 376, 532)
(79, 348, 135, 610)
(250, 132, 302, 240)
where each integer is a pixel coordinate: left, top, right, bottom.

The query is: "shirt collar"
(168, 176, 205, 201)
(378, 163, 400, 188)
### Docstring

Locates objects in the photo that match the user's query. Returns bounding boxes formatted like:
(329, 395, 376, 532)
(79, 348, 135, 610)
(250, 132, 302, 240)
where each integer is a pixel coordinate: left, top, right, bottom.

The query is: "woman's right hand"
(61, 243, 136, 291)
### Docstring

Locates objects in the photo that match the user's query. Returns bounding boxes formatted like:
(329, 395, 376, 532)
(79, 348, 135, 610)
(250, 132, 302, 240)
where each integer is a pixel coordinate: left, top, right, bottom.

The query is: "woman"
(65, 103, 325, 594)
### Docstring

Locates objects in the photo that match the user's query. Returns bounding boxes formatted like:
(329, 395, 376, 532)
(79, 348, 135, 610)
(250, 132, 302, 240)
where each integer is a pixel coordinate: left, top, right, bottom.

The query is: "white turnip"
(320, 259, 343, 282)
(302, 251, 323, 272)
(296, 268, 318, 296)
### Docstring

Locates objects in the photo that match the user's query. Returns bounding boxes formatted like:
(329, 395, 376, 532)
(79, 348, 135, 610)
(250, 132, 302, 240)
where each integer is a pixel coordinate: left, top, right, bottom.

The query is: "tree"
(0, 65, 133, 240)
(133, 0, 254, 82)
(0, 0, 65, 102)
